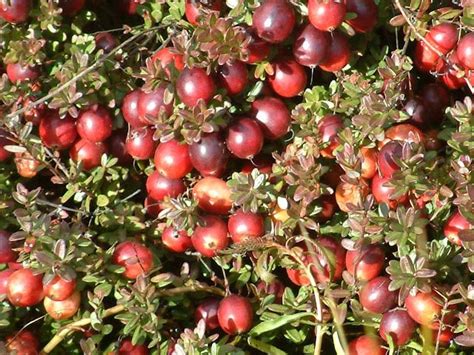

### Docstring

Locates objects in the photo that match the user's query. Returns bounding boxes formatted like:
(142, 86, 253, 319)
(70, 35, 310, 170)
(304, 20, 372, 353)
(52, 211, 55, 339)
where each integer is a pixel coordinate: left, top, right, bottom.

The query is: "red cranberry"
(226, 118, 264, 159)
(404, 97, 429, 128)
(457, 32, 474, 70)
(7, 268, 44, 307)
(58, 0, 85, 16)
(256, 279, 285, 301)
(162, 227, 192, 253)
(176, 68, 215, 107)
(43, 275, 77, 301)
(195, 298, 220, 330)
(251, 97, 291, 140)
(405, 291, 443, 328)
(318, 114, 343, 158)
(117, 339, 149, 355)
(191, 215, 229, 257)
(379, 309, 416, 346)
(0, 230, 16, 263)
(360, 276, 397, 314)
(192, 176, 232, 215)
(189, 132, 229, 177)
(348, 335, 385, 355)
(119, 0, 139, 15)
(345, 244, 385, 282)
(420, 83, 449, 123)
(345, 0, 378, 33)
(146, 171, 185, 201)
(95, 32, 117, 53)
(125, 127, 156, 160)
(112, 241, 153, 279)
(108, 130, 132, 165)
(217, 61, 249, 96)
(377, 140, 403, 178)
(154, 139, 193, 179)
(122, 90, 146, 128)
(217, 295, 253, 334)
(152, 47, 185, 74)
(0, 0, 32, 23)
(6, 63, 39, 83)
(70, 139, 108, 170)
(293, 24, 330, 67)
(137, 87, 173, 124)
(444, 209, 471, 246)
(241, 154, 274, 174)
(414, 40, 441, 73)
(185, 0, 222, 26)
(0, 269, 15, 295)
(438, 52, 466, 90)
(382, 123, 424, 147)
(244, 29, 271, 63)
(77, 105, 113, 142)
(228, 209, 265, 243)
(252, 0, 296, 43)
(144, 197, 161, 218)
(268, 58, 307, 98)
(371, 173, 408, 209)
(6, 330, 40, 355)
(308, 0, 346, 32)
(319, 31, 350, 72)
(39, 112, 77, 150)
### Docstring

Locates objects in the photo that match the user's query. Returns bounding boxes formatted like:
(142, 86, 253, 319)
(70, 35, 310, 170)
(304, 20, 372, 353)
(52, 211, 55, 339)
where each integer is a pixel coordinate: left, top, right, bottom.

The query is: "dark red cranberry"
(251, 97, 291, 140)
(293, 24, 330, 67)
(217, 61, 249, 96)
(154, 139, 193, 179)
(256, 279, 285, 301)
(244, 29, 271, 64)
(162, 227, 192, 253)
(457, 32, 474, 70)
(6, 63, 39, 83)
(176, 68, 215, 107)
(444, 209, 472, 246)
(95, 32, 117, 53)
(318, 114, 343, 158)
(308, 0, 346, 32)
(113, 241, 153, 279)
(379, 309, 416, 346)
(58, 0, 85, 16)
(7, 268, 44, 307)
(421, 83, 449, 123)
(119, 0, 139, 15)
(43, 275, 76, 301)
(191, 215, 229, 257)
(0, 230, 16, 263)
(39, 112, 77, 150)
(217, 295, 253, 334)
(241, 154, 274, 174)
(378, 140, 403, 178)
(319, 31, 350, 72)
(108, 130, 132, 165)
(226, 118, 264, 159)
(70, 139, 108, 170)
(144, 197, 161, 218)
(77, 105, 113, 142)
(0, 0, 32, 23)
(0, 269, 15, 296)
(404, 97, 429, 128)
(195, 298, 220, 330)
(146, 171, 185, 201)
(317, 195, 337, 222)
(371, 173, 408, 209)
(228, 209, 265, 243)
(360, 276, 398, 314)
(268, 58, 307, 98)
(383, 123, 424, 147)
(188, 132, 229, 177)
(345, 244, 385, 282)
(348, 335, 385, 355)
(125, 127, 156, 160)
(137, 87, 173, 124)
(345, 0, 378, 33)
(122, 90, 146, 128)
(252, 0, 296, 43)
(185, 0, 222, 26)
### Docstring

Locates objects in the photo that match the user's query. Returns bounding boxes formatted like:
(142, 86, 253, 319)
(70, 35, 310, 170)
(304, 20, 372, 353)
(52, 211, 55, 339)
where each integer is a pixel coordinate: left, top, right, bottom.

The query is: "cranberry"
(137, 87, 173, 124)
(382, 123, 424, 147)
(43, 275, 77, 301)
(6, 63, 39, 83)
(444, 209, 471, 246)
(144, 197, 162, 218)
(319, 31, 350, 72)
(189, 132, 229, 177)
(251, 97, 291, 140)
(44, 290, 81, 320)
(39, 111, 77, 150)
(256, 279, 285, 301)
(293, 24, 330, 67)
(195, 298, 220, 330)
(308, 0, 346, 32)
(420, 83, 449, 123)
(154, 139, 193, 179)
(405, 291, 442, 328)
(217, 295, 253, 334)
(7, 268, 44, 307)
(217, 61, 249, 96)
(162, 227, 192, 253)
(268, 58, 307, 98)
(317, 195, 338, 222)
(414, 40, 441, 73)
(15, 151, 40, 178)
(112, 241, 153, 279)
(108, 130, 132, 165)
(360, 147, 377, 179)
(404, 97, 429, 128)
(377, 141, 403, 178)
(125, 127, 156, 160)
(119, 0, 139, 15)
(228, 209, 265, 243)
(152, 47, 185, 74)
(345, 243, 385, 281)
(345, 0, 378, 33)
(244, 29, 271, 63)
(185, 0, 222, 26)
(191, 215, 229, 257)
(0, 269, 15, 295)
(77, 105, 113, 142)
(95, 32, 117, 53)
(252, 0, 296, 43)
(146, 171, 185, 201)
(6, 330, 39, 355)
(0, 230, 16, 263)
(428, 23, 458, 54)
(439, 52, 466, 90)
(70, 139, 108, 170)
(379, 309, 416, 346)
(192, 176, 232, 215)
(371, 173, 408, 209)
(348, 335, 385, 355)
(176, 68, 215, 107)
(457, 32, 474, 70)
(335, 180, 369, 212)
(0, 0, 31, 23)
(117, 339, 149, 355)
(58, 0, 85, 16)
(241, 154, 274, 175)
(360, 276, 397, 314)
(318, 114, 343, 158)
(226, 117, 264, 159)
(122, 90, 146, 128)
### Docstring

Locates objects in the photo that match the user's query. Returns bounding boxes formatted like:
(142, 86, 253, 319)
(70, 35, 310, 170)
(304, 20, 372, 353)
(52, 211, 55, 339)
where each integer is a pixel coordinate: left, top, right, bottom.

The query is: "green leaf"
(249, 312, 313, 336)
(97, 194, 109, 207)
(247, 337, 287, 355)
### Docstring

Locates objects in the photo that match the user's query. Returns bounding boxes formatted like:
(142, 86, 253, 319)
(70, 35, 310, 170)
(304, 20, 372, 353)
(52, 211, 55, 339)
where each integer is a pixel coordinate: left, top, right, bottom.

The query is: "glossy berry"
(217, 61, 249, 96)
(108, 130, 132, 165)
(195, 298, 220, 330)
(0, 0, 32, 23)
(241, 154, 274, 175)
(6, 330, 39, 355)
(95, 32, 117, 53)
(268, 58, 307, 98)
(318, 114, 343, 158)
(293, 24, 330, 67)
(404, 97, 429, 128)
(0, 230, 16, 263)
(252, 0, 296, 43)
(43, 275, 77, 301)
(77, 105, 113, 142)
(345, 244, 385, 281)
(317, 195, 338, 222)
(346, 0, 378, 33)
(117, 339, 149, 355)
(39, 112, 77, 150)
(377, 141, 403, 178)
(360, 147, 377, 179)
(244, 29, 271, 63)
(379, 309, 416, 346)
(421, 83, 449, 121)
(308, 0, 346, 32)
(228, 209, 265, 243)
(162, 227, 192, 253)
(456, 32, 474, 70)
(154, 139, 193, 179)
(383, 123, 424, 147)
(189, 132, 229, 177)
(144, 197, 161, 218)
(348, 335, 385, 355)
(185, 0, 222, 26)
(191, 215, 229, 257)
(152, 47, 185, 74)
(360, 276, 397, 314)
(122, 90, 146, 128)
(70, 139, 107, 170)
(319, 31, 350, 72)
(58, 0, 85, 16)
(0, 269, 15, 296)
(137, 87, 173, 124)
(256, 279, 285, 301)
(125, 127, 156, 160)
(193, 176, 232, 215)
(414, 40, 440, 73)
(44, 290, 81, 320)
(217, 295, 253, 334)
(7, 268, 44, 307)
(405, 291, 442, 327)
(335, 180, 369, 212)
(428, 23, 458, 54)
(146, 171, 185, 201)
(444, 210, 471, 246)
(252, 97, 291, 140)
(176, 68, 215, 107)
(6, 63, 39, 83)
(371, 173, 408, 209)
(438, 52, 466, 90)
(112, 241, 153, 279)
(226, 118, 264, 159)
